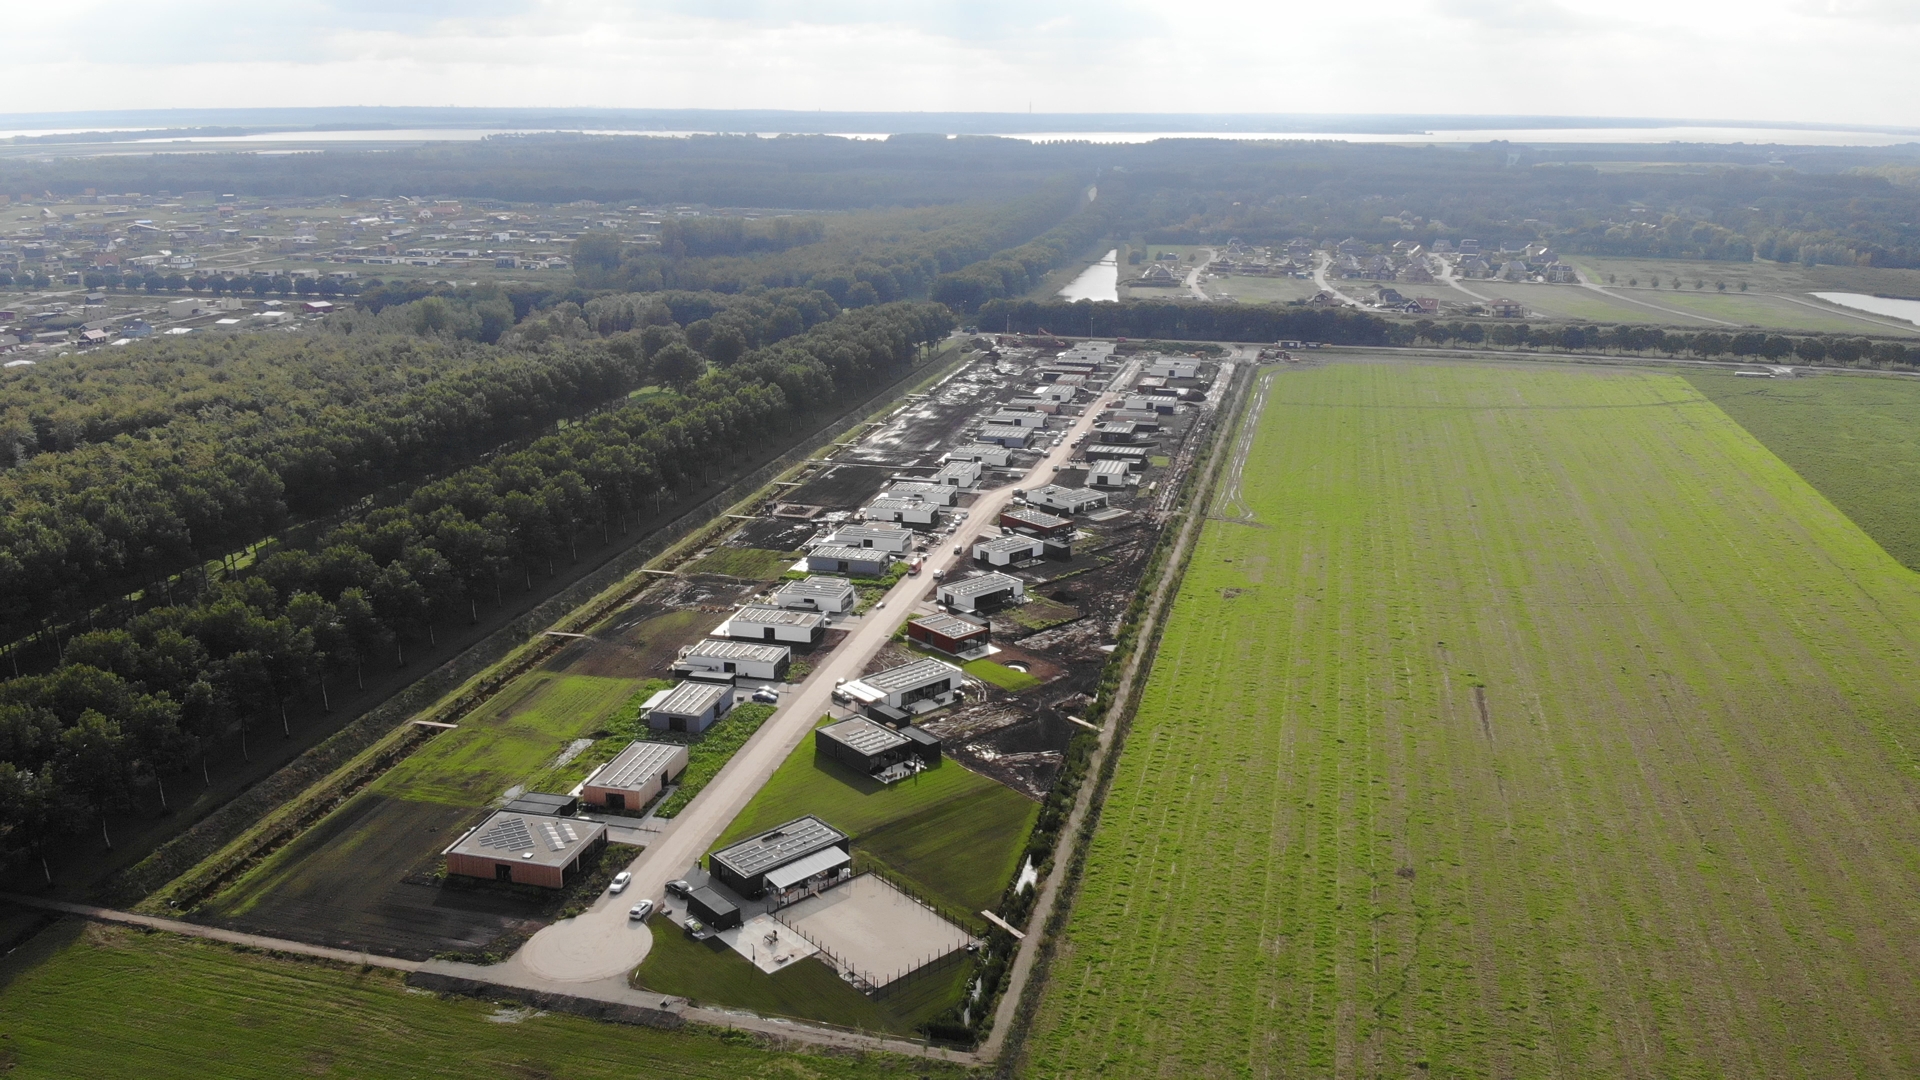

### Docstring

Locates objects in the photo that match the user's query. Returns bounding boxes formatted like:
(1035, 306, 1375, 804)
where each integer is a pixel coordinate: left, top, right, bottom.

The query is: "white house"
(930, 460, 982, 488)
(862, 497, 938, 525)
(677, 639, 790, 681)
(948, 444, 1012, 467)
(771, 575, 857, 613)
(988, 410, 1047, 429)
(822, 523, 912, 553)
(1147, 358, 1200, 379)
(1026, 484, 1109, 514)
(806, 545, 891, 577)
(840, 657, 964, 715)
(977, 425, 1030, 448)
(647, 681, 736, 734)
(882, 482, 956, 506)
(974, 534, 1048, 566)
(1088, 459, 1136, 488)
(715, 604, 826, 645)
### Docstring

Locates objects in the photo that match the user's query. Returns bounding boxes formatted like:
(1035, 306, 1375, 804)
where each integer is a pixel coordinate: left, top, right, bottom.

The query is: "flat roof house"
(1148, 358, 1201, 379)
(841, 656, 965, 713)
(715, 604, 825, 645)
(816, 717, 941, 780)
(581, 741, 689, 812)
(444, 810, 608, 888)
(771, 575, 857, 613)
(647, 680, 736, 734)
(862, 497, 937, 525)
(1088, 459, 1136, 488)
(823, 523, 913, 553)
(883, 482, 957, 507)
(938, 571, 1026, 613)
(977, 424, 1031, 448)
(1000, 506, 1073, 539)
(708, 815, 851, 899)
(805, 545, 891, 578)
(677, 639, 790, 681)
(974, 533, 1048, 566)
(948, 444, 1011, 467)
(988, 410, 1047, 429)
(1096, 421, 1142, 444)
(1084, 444, 1151, 469)
(1026, 484, 1110, 514)
(907, 612, 989, 655)
(930, 460, 982, 488)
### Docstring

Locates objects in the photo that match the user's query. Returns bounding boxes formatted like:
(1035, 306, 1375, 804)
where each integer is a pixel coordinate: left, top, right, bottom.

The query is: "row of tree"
(0, 301, 954, 874)
(0, 288, 850, 646)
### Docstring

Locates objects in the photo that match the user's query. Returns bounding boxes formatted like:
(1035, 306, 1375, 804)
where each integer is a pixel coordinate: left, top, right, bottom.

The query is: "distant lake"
(1058, 250, 1119, 302)
(1811, 292, 1920, 326)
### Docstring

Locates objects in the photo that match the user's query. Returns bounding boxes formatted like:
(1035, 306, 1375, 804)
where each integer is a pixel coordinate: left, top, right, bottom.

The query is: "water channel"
(1056, 249, 1119, 302)
(1810, 292, 1920, 327)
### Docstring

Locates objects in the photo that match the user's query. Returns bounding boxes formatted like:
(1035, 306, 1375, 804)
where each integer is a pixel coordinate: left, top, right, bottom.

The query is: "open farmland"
(1020, 359, 1920, 1077)
(1687, 371, 1920, 571)
(0, 921, 959, 1080)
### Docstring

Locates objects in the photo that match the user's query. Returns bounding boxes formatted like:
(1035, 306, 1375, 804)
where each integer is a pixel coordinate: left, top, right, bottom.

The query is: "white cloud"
(0, 0, 1916, 126)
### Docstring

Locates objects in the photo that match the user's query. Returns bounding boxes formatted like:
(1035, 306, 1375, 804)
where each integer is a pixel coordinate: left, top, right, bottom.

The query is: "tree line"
(0, 300, 953, 875)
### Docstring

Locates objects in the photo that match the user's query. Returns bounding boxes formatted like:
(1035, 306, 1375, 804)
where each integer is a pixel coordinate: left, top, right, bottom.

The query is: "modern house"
(714, 604, 826, 645)
(974, 534, 1048, 566)
(930, 460, 982, 488)
(1096, 421, 1142, 444)
(708, 815, 852, 899)
(948, 444, 1012, 467)
(805, 544, 892, 577)
(646, 680, 737, 733)
(938, 571, 1026, 613)
(1088, 459, 1136, 488)
(906, 612, 989, 655)
(977, 424, 1031, 448)
(882, 481, 957, 506)
(444, 811, 608, 888)
(999, 506, 1072, 540)
(1147, 359, 1200, 379)
(1084, 444, 1150, 469)
(841, 656, 965, 715)
(580, 741, 689, 812)
(822, 523, 913, 553)
(1026, 484, 1110, 514)
(987, 410, 1047, 429)
(771, 575, 857, 613)
(676, 639, 791, 681)
(862, 497, 938, 525)
(815, 717, 941, 779)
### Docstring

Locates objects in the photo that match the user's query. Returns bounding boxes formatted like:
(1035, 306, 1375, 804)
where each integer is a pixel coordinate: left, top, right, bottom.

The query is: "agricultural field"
(0, 921, 956, 1080)
(1020, 359, 1920, 1077)
(1687, 371, 1920, 571)
(716, 726, 1038, 921)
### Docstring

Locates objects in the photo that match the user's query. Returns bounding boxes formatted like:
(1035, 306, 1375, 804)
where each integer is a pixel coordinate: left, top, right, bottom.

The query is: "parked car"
(665, 879, 690, 898)
(752, 687, 779, 704)
(953, 545, 962, 555)
(628, 899, 654, 920)
(609, 871, 632, 894)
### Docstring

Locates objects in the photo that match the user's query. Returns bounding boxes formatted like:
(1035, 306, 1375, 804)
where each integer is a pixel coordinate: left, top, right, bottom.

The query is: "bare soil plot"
(1022, 359, 1920, 1078)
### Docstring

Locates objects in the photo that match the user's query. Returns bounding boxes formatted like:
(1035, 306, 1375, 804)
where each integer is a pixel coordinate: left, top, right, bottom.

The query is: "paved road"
(0, 892, 425, 972)
(507, 359, 1140, 985)
(1311, 252, 1366, 307)
(1568, 264, 1739, 326)
(1431, 254, 1493, 304)
(1184, 248, 1216, 301)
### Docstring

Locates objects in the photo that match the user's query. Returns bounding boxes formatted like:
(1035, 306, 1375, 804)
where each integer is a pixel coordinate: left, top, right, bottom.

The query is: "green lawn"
(685, 547, 802, 580)
(716, 735, 1038, 920)
(1021, 360, 1920, 1077)
(0, 921, 960, 1079)
(632, 917, 969, 1036)
(1688, 371, 1920, 571)
(655, 703, 777, 818)
(962, 658, 1041, 692)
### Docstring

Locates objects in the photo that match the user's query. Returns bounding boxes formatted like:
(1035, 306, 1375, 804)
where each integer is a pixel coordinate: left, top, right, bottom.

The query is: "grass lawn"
(717, 737, 1038, 921)
(962, 658, 1041, 692)
(632, 917, 969, 1036)
(1022, 360, 1920, 1077)
(1688, 371, 1920, 571)
(685, 547, 803, 580)
(1010, 596, 1078, 631)
(0, 921, 960, 1079)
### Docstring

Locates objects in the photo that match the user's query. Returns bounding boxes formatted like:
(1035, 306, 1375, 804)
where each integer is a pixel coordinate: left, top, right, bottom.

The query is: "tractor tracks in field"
(1212, 365, 1281, 527)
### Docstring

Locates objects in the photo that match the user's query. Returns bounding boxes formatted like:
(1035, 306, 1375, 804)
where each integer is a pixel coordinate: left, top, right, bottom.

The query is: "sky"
(8, 0, 1920, 127)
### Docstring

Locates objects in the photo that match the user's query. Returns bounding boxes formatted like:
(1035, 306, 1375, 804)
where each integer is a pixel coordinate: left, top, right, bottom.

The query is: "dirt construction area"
(778, 873, 975, 989)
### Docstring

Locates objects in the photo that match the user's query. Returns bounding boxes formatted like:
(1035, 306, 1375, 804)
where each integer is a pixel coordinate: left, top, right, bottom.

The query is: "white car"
(629, 899, 654, 920)
(609, 871, 632, 894)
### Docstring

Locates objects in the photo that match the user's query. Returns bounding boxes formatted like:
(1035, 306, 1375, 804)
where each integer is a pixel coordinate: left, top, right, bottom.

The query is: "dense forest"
(0, 296, 951, 871)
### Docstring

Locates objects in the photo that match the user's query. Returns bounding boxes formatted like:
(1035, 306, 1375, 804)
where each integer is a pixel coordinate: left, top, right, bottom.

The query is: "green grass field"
(1020, 360, 1920, 1077)
(685, 547, 803, 580)
(962, 658, 1041, 692)
(717, 734, 1038, 920)
(655, 703, 777, 817)
(1687, 371, 1920, 571)
(0, 921, 958, 1079)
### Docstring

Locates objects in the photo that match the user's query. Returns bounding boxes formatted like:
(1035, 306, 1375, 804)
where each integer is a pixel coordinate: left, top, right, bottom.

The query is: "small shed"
(687, 886, 743, 931)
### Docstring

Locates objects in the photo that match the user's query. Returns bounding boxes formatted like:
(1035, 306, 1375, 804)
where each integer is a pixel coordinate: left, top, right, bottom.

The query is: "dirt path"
(0, 892, 425, 972)
(1186, 248, 1217, 301)
(1312, 252, 1366, 307)
(1569, 264, 1739, 325)
(504, 360, 1143, 987)
(1433, 254, 1494, 303)
(981, 356, 1256, 1063)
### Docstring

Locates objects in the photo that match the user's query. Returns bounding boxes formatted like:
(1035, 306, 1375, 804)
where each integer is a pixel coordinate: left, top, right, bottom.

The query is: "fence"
(769, 872, 979, 999)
